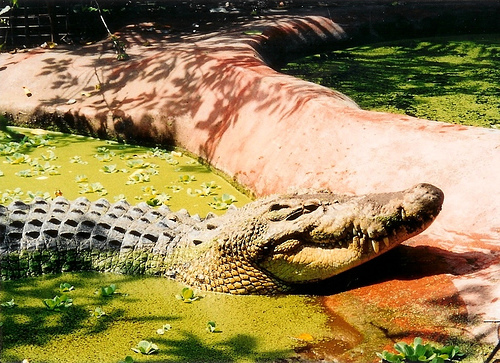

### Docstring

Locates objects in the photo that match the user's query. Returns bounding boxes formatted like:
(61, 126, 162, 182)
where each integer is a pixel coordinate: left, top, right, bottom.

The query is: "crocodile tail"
(0, 197, 183, 279)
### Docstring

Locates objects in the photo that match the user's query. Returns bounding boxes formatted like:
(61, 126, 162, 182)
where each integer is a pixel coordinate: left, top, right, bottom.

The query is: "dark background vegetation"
(1, 0, 288, 48)
(1, 0, 500, 50)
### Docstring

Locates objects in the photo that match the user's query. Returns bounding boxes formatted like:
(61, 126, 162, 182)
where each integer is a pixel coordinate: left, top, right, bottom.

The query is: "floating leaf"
(6, 152, 31, 164)
(175, 287, 200, 303)
(70, 156, 88, 164)
(127, 171, 150, 184)
(59, 283, 74, 292)
(96, 284, 117, 297)
(100, 164, 119, 173)
(179, 174, 196, 183)
(119, 356, 134, 363)
(132, 340, 158, 355)
(156, 324, 172, 335)
(1, 298, 16, 308)
(43, 295, 72, 311)
(126, 159, 147, 168)
(40, 150, 57, 161)
(114, 194, 127, 202)
(94, 153, 114, 162)
(91, 307, 106, 318)
(206, 321, 217, 333)
(74, 174, 88, 183)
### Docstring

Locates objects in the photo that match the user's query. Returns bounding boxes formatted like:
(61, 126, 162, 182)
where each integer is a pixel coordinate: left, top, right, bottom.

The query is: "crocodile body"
(0, 183, 443, 294)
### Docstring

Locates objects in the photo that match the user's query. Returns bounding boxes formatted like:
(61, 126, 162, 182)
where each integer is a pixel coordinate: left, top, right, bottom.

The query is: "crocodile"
(0, 183, 443, 294)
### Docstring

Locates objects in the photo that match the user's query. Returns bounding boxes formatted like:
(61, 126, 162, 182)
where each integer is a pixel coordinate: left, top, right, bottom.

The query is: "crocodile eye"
(269, 203, 290, 212)
(303, 200, 320, 212)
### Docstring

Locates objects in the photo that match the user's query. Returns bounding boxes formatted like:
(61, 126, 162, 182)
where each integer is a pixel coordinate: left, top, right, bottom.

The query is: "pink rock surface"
(1, 15, 499, 345)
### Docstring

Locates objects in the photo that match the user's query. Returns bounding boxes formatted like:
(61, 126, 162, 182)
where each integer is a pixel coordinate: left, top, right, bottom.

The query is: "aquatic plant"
(25, 191, 51, 202)
(43, 295, 73, 311)
(131, 340, 159, 355)
(69, 155, 88, 164)
(94, 153, 114, 162)
(156, 324, 172, 335)
(79, 182, 108, 196)
(179, 174, 196, 183)
(6, 152, 31, 164)
(119, 357, 134, 363)
(74, 174, 89, 183)
(126, 171, 150, 184)
(209, 194, 237, 210)
(1, 298, 16, 308)
(376, 337, 465, 363)
(96, 284, 117, 297)
(15, 169, 35, 177)
(206, 321, 218, 333)
(59, 283, 75, 292)
(90, 307, 106, 318)
(176, 287, 200, 303)
(187, 181, 221, 197)
(40, 149, 57, 161)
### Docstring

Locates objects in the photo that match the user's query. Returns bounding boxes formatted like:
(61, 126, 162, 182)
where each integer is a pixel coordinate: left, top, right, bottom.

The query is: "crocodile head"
(182, 183, 444, 294)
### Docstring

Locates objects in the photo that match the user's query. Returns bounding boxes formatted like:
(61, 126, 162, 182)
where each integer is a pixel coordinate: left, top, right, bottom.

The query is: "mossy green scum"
(0, 272, 331, 362)
(283, 34, 500, 128)
(0, 127, 251, 216)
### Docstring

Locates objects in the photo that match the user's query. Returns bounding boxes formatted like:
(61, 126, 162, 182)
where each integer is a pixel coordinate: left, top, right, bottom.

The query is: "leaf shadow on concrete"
(27, 16, 353, 156)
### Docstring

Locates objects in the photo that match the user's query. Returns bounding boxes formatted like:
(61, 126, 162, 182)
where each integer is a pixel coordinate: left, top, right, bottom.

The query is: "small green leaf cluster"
(78, 182, 108, 196)
(156, 324, 172, 335)
(43, 295, 73, 311)
(178, 174, 196, 184)
(206, 321, 217, 333)
(137, 186, 170, 207)
(377, 337, 465, 363)
(59, 282, 75, 292)
(0, 189, 51, 204)
(90, 307, 106, 318)
(131, 340, 159, 355)
(175, 287, 200, 303)
(209, 194, 237, 210)
(96, 284, 117, 297)
(119, 356, 134, 363)
(1, 298, 16, 308)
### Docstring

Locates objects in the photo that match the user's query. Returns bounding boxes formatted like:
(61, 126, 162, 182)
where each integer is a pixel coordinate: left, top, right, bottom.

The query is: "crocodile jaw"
(259, 183, 444, 284)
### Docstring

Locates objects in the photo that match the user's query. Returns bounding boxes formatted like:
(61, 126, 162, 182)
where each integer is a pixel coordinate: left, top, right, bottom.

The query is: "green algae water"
(0, 273, 331, 362)
(0, 128, 333, 362)
(0, 127, 251, 216)
(282, 34, 500, 128)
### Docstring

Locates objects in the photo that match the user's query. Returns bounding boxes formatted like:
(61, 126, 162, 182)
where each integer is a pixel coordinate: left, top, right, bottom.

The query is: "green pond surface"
(282, 34, 500, 128)
(0, 128, 334, 362)
(0, 127, 251, 216)
(0, 273, 331, 363)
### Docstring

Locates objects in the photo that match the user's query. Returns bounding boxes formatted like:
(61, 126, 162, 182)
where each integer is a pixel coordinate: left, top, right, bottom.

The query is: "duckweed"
(0, 127, 251, 216)
(283, 34, 500, 128)
(0, 272, 331, 362)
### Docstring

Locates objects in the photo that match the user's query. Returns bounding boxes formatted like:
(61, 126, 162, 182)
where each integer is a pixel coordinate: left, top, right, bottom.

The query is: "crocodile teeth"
(353, 236, 360, 248)
(371, 240, 380, 253)
(383, 237, 390, 247)
(401, 208, 406, 219)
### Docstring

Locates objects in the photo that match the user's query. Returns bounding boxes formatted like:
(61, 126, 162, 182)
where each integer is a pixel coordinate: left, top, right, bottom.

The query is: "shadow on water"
(0, 272, 329, 363)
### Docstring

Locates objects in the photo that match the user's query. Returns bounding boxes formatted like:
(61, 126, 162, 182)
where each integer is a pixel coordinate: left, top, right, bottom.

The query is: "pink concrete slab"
(1, 13, 499, 347)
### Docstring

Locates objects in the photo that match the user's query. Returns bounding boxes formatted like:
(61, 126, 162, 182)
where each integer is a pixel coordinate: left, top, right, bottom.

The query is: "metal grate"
(0, 0, 72, 47)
